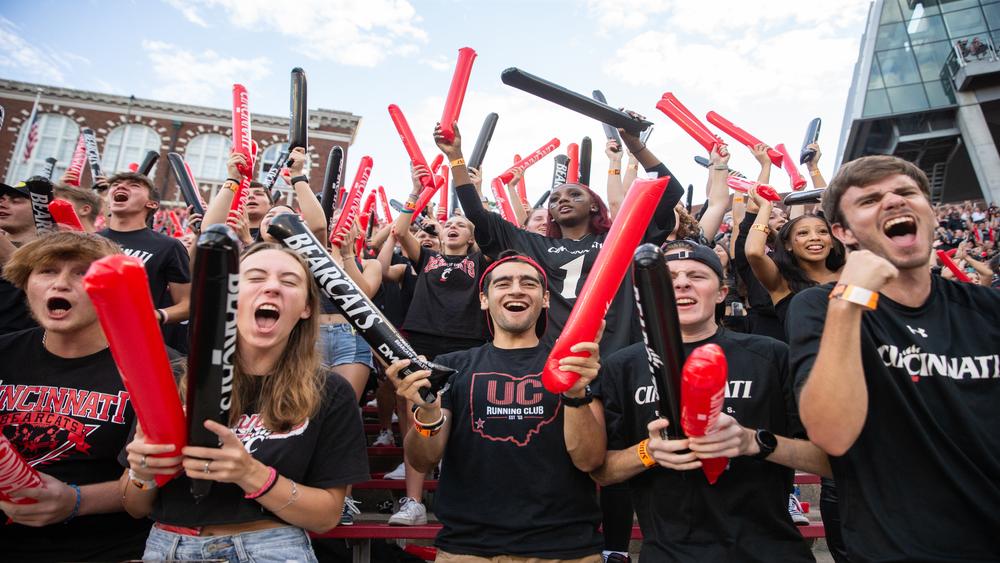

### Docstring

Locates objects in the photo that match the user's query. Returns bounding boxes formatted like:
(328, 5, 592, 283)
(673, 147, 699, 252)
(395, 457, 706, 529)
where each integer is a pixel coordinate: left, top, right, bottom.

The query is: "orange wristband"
(637, 439, 656, 468)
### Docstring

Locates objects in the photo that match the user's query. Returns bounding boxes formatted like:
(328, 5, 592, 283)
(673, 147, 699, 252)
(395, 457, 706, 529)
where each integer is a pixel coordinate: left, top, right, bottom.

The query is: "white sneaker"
(372, 429, 395, 447)
(384, 462, 406, 480)
(391, 412, 398, 423)
(388, 496, 427, 526)
(788, 494, 809, 525)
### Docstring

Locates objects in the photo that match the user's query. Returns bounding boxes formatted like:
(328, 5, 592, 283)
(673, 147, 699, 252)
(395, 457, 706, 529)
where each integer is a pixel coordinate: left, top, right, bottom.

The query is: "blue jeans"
(143, 524, 318, 563)
(318, 323, 373, 368)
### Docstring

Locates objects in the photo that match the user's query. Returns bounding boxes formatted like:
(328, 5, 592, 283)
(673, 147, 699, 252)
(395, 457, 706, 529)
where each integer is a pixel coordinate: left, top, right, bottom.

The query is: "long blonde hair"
(228, 243, 325, 432)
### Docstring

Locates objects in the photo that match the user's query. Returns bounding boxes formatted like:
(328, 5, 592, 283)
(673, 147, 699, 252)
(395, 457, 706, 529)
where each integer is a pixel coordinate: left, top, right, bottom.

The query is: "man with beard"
(385, 252, 605, 562)
(789, 155, 1000, 562)
(0, 231, 150, 561)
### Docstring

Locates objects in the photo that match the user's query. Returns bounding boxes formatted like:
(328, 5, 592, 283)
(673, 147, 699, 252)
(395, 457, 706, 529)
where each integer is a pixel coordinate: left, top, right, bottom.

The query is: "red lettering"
(76, 391, 100, 420)
(487, 380, 515, 405)
(111, 392, 130, 424)
(516, 379, 544, 406)
(0, 385, 27, 411)
(12, 386, 39, 411)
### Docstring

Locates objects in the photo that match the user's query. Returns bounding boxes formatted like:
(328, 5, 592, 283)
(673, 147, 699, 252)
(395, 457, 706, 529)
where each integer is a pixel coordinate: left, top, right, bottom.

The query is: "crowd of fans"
(0, 91, 997, 563)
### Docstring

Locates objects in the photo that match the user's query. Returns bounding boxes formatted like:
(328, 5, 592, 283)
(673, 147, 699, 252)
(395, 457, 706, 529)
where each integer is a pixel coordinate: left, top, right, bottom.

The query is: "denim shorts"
(143, 524, 318, 563)
(319, 323, 374, 368)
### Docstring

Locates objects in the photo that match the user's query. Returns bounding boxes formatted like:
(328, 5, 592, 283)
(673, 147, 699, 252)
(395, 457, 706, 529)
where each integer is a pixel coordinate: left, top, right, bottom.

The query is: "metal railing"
(947, 36, 999, 76)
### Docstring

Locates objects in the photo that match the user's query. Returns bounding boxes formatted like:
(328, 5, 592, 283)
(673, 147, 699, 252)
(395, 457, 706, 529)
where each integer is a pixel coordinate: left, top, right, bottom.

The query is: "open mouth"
(676, 297, 697, 308)
(254, 303, 280, 331)
(112, 191, 129, 203)
(420, 240, 435, 248)
(503, 301, 528, 313)
(47, 297, 72, 318)
(557, 205, 573, 215)
(446, 230, 459, 239)
(805, 243, 826, 253)
(883, 216, 917, 245)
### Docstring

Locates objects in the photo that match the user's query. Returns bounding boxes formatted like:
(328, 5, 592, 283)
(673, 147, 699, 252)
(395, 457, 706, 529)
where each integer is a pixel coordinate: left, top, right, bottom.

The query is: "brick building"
(0, 78, 361, 204)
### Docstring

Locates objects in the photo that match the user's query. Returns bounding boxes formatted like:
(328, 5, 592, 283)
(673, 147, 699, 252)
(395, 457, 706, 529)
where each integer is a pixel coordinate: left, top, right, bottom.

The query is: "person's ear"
(480, 290, 489, 311)
(716, 284, 729, 304)
(832, 222, 857, 247)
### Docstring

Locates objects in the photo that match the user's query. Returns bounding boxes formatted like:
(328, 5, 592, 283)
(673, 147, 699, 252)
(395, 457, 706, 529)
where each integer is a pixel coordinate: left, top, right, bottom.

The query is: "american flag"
(21, 92, 41, 162)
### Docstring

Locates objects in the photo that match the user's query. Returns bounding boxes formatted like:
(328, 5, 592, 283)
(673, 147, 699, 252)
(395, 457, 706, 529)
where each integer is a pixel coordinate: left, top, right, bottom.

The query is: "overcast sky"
(0, 0, 872, 204)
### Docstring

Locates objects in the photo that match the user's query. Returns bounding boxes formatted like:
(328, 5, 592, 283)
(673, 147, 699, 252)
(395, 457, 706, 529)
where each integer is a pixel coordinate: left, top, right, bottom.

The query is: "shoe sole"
(388, 519, 428, 526)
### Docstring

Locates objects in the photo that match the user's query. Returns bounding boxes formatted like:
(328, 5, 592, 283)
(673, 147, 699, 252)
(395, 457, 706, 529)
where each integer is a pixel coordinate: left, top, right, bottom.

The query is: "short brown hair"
(3, 231, 121, 289)
(823, 155, 930, 226)
(54, 185, 103, 222)
(107, 171, 160, 201)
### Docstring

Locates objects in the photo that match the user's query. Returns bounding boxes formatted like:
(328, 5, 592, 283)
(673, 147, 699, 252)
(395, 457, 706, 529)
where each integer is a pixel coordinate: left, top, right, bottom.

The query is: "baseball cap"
(662, 240, 725, 281)
(0, 182, 30, 199)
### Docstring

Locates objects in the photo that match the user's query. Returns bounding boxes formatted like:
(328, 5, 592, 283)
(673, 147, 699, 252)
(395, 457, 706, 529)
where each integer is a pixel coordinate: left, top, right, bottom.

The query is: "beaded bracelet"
(64, 483, 81, 523)
(245, 466, 278, 500)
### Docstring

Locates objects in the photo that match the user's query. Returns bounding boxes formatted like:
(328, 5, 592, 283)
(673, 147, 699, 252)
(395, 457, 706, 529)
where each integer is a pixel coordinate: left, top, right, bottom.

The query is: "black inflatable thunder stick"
(268, 214, 455, 402)
(185, 224, 240, 502)
(633, 243, 685, 438)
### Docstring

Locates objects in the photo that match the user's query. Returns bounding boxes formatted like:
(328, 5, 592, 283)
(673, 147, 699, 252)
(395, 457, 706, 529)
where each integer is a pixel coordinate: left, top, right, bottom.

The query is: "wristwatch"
(752, 429, 778, 459)
(561, 385, 593, 408)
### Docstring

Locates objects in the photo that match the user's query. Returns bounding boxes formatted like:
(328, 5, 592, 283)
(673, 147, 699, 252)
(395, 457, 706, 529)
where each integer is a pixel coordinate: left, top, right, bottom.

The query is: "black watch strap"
(752, 429, 777, 459)
(561, 386, 593, 407)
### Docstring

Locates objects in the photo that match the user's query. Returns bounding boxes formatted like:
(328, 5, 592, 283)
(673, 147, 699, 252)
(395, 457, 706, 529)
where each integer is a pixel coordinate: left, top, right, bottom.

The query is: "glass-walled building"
(838, 0, 1000, 204)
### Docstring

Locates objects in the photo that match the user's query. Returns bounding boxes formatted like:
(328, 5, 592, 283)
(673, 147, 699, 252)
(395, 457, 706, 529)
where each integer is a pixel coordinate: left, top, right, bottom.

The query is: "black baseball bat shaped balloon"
(468, 112, 499, 171)
(289, 68, 308, 152)
(551, 154, 569, 189)
(168, 153, 206, 216)
(138, 150, 159, 176)
(591, 90, 623, 145)
(262, 150, 289, 195)
(579, 136, 592, 186)
(319, 146, 344, 223)
(633, 243, 685, 438)
(501, 68, 652, 135)
(41, 157, 57, 181)
(25, 176, 55, 235)
(533, 190, 551, 210)
(268, 214, 455, 402)
(783, 188, 825, 206)
(799, 118, 821, 165)
(185, 224, 240, 502)
(80, 128, 105, 184)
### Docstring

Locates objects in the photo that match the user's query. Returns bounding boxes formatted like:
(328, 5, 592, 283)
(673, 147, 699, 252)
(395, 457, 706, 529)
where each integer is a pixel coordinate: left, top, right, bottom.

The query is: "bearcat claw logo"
(469, 372, 559, 447)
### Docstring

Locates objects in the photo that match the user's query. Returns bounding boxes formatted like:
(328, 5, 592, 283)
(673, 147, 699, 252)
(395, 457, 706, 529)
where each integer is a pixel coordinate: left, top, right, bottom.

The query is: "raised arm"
(393, 165, 432, 262)
(505, 167, 529, 225)
(202, 152, 246, 228)
(805, 143, 827, 189)
(618, 119, 684, 242)
(751, 143, 772, 185)
(699, 144, 733, 241)
(744, 186, 788, 297)
(604, 140, 626, 219)
(286, 147, 327, 241)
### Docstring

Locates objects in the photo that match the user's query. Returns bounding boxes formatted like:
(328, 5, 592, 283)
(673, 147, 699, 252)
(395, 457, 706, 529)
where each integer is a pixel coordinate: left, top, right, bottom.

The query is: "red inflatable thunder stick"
(440, 47, 477, 143)
(513, 154, 528, 209)
(656, 94, 724, 153)
(330, 156, 373, 248)
(430, 153, 445, 175)
(493, 138, 562, 224)
(65, 134, 87, 186)
(542, 176, 670, 393)
(231, 84, 253, 177)
(705, 111, 783, 166)
(412, 174, 446, 219)
(357, 190, 378, 256)
(727, 176, 781, 202)
(566, 143, 580, 184)
(83, 256, 187, 486)
(168, 210, 184, 237)
(681, 343, 730, 484)
(489, 178, 518, 224)
(377, 185, 393, 223)
(48, 199, 85, 232)
(0, 434, 44, 504)
(775, 143, 807, 191)
(229, 141, 258, 216)
(388, 104, 435, 191)
(937, 250, 972, 283)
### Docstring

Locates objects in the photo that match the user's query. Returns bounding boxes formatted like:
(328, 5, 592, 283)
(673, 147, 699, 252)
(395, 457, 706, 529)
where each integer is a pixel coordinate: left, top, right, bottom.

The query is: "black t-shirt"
(594, 331, 813, 563)
(788, 278, 1000, 562)
(0, 276, 34, 336)
(456, 163, 683, 356)
(402, 247, 488, 341)
(145, 370, 369, 527)
(98, 227, 191, 309)
(734, 213, 784, 342)
(433, 343, 603, 559)
(0, 328, 150, 562)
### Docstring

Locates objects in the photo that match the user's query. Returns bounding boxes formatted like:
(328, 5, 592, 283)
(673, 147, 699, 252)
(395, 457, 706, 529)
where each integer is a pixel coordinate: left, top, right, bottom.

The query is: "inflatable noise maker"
(231, 84, 253, 178)
(268, 214, 456, 403)
(726, 176, 781, 202)
(774, 143, 807, 191)
(388, 104, 435, 191)
(467, 112, 499, 171)
(566, 143, 580, 184)
(799, 118, 821, 165)
(439, 47, 477, 143)
(48, 199, 85, 232)
(138, 150, 159, 176)
(319, 146, 345, 223)
(186, 225, 240, 501)
(83, 255, 187, 486)
(80, 128, 105, 184)
(551, 154, 570, 189)
(937, 249, 973, 283)
(289, 68, 308, 152)
(513, 155, 528, 209)
(42, 157, 58, 181)
(229, 141, 258, 216)
(329, 156, 373, 249)
(501, 68, 653, 135)
(705, 111, 783, 166)
(0, 434, 44, 504)
(681, 343, 730, 484)
(590, 90, 622, 146)
(632, 244, 684, 439)
(262, 150, 289, 194)
(65, 134, 87, 187)
(25, 176, 55, 235)
(492, 138, 561, 224)
(783, 188, 825, 206)
(656, 94, 723, 153)
(168, 153, 207, 216)
(377, 185, 393, 223)
(579, 137, 592, 187)
(542, 176, 670, 393)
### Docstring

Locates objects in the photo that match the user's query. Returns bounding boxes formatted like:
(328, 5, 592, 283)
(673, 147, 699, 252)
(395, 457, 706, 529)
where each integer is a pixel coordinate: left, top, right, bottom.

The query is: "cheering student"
(441, 120, 684, 357)
(592, 241, 830, 562)
(789, 155, 1000, 562)
(122, 243, 369, 562)
(0, 232, 150, 562)
(243, 181, 270, 239)
(385, 252, 605, 561)
(53, 185, 102, 232)
(743, 184, 844, 334)
(0, 182, 38, 334)
(523, 206, 549, 236)
(98, 172, 191, 352)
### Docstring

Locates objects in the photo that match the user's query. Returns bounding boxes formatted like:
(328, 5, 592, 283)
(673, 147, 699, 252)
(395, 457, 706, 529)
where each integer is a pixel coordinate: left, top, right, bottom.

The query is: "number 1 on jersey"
(558, 255, 585, 299)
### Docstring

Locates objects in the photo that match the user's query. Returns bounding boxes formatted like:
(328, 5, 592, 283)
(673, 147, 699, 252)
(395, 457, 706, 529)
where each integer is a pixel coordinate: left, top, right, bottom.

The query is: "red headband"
(479, 254, 549, 293)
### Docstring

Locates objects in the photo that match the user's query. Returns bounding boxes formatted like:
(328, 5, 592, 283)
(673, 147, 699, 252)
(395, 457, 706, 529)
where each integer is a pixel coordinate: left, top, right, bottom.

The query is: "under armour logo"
(907, 325, 928, 338)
